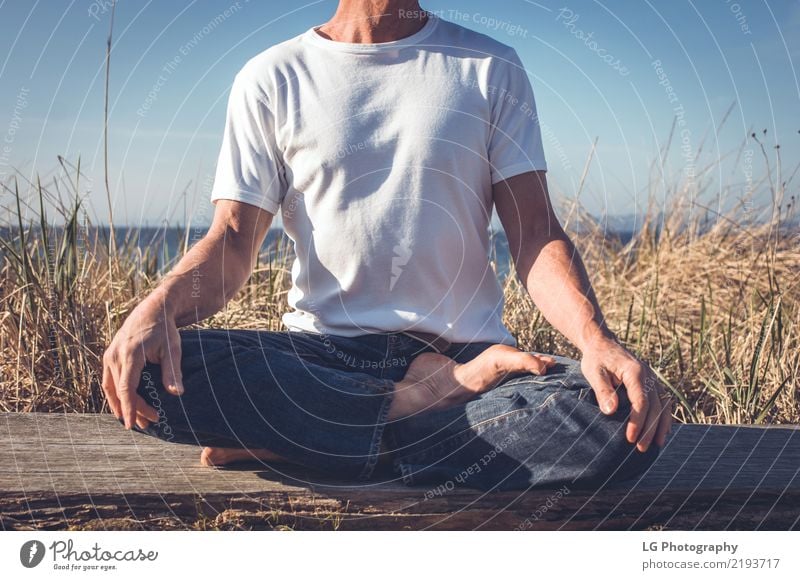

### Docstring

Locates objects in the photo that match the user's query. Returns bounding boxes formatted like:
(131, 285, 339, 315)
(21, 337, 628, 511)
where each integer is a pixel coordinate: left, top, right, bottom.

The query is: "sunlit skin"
(101, 0, 672, 470)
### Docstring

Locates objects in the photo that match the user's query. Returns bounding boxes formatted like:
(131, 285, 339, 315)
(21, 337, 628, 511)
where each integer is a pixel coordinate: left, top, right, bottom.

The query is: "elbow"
(510, 226, 572, 281)
(204, 229, 255, 284)
(509, 224, 568, 262)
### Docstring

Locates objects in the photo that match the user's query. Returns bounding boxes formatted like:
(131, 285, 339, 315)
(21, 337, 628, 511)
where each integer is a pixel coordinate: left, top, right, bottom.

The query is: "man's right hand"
(101, 296, 184, 430)
(99, 202, 273, 430)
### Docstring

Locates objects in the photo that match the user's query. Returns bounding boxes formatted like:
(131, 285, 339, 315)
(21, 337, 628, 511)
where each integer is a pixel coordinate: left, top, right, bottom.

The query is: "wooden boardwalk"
(1, 413, 799, 530)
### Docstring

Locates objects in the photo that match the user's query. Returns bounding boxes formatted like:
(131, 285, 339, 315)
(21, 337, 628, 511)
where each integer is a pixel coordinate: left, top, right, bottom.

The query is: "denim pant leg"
(132, 328, 396, 480)
(384, 346, 661, 491)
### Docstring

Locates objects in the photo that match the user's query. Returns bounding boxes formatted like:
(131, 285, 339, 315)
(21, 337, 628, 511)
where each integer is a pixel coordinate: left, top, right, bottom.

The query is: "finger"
(135, 415, 149, 430)
(135, 393, 159, 423)
(526, 358, 548, 375)
(524, 353, 555, 375)
(636, 391, 661, 453)
(655, 392, 673, 448)
(108, 356, 127, 423)
(624, 371, 649, 444)
(117, 359, 143, 430)
(101, 361, 122, 419)
(161, 332, 184, 396)
(537, 355, 557, 368)
(582, 363, 618, 414)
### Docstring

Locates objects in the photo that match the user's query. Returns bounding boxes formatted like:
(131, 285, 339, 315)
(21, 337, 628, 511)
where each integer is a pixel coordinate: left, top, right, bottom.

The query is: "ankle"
(386, 378, 421, 420)
(387, 376, 469, 420)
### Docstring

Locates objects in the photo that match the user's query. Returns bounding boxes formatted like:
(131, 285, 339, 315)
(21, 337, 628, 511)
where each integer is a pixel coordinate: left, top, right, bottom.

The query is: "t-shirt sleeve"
(209, 68, 286, 215)
(487, 48, 548, 184)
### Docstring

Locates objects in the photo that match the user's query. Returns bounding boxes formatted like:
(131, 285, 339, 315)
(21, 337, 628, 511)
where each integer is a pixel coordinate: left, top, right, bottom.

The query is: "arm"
(102, 200, 273, 430)
(493, 171, 672, 452)
(150, 199, 273, 326)
(494, 171, 614, 352)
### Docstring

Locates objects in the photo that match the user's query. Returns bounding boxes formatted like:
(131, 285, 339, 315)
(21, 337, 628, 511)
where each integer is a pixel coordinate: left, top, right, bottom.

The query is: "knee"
(136, 361, 167, 403)
(602, 381, 662, 477)
(568, 386, 661, 486)
(549, 360, 661, 484)
(132, 362, 182, 441)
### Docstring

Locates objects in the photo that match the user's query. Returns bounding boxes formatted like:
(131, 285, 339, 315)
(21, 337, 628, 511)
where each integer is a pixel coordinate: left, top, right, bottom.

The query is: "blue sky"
(1, 0, 798, 228)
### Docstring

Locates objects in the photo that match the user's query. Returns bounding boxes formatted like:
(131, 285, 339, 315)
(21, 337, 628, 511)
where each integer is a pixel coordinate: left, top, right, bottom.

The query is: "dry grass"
(1, 141, 798, 426)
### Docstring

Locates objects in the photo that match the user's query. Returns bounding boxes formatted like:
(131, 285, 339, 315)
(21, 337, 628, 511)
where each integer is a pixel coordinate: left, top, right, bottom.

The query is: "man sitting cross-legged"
(102, 1, 671, 491)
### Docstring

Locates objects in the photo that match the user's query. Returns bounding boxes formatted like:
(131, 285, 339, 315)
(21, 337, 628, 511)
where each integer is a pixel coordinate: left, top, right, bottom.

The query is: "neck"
(316, 1, 427, 43)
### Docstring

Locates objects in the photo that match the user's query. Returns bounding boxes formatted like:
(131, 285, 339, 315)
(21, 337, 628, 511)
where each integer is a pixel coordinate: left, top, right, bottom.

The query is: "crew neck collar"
(304, 11, 438, 53)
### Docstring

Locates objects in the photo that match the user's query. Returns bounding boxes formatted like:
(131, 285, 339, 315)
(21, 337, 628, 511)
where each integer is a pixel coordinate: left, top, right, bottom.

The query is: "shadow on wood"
(1, 413, 798, 530)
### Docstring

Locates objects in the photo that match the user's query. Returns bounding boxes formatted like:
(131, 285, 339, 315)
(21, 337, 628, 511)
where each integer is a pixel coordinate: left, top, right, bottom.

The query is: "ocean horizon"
(5, 213, 797, 283)
(1, 224, 645, 281)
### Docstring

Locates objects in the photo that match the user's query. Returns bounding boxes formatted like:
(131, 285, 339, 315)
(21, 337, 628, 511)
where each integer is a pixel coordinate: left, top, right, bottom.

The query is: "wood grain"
(1, 413, 798, 530)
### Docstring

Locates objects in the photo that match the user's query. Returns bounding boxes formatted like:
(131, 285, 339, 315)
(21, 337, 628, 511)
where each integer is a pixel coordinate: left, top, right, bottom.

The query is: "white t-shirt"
(210, 12, 547, 346)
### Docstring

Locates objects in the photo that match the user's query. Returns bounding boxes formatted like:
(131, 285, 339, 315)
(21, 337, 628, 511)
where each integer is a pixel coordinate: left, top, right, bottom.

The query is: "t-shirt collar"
(304, 11, 438, 53)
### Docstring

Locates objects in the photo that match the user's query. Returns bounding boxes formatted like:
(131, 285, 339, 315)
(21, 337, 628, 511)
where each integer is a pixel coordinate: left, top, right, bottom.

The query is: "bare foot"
(200, 446, 284, 467)
(199, 345, 555, 466)
(388, 345, 556, 419)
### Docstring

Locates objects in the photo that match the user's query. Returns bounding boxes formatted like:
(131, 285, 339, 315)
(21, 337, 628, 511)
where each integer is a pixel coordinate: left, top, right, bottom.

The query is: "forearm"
(514, 230, 617, 353)
(142, 231, 255, 327)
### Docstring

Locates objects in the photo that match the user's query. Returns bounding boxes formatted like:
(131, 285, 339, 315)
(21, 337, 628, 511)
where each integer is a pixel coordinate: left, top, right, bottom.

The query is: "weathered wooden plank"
(1, 413, 799, 530)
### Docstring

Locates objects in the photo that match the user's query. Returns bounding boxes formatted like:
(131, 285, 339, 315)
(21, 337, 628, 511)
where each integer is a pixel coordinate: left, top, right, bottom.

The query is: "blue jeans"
(132, 328, 660, 491)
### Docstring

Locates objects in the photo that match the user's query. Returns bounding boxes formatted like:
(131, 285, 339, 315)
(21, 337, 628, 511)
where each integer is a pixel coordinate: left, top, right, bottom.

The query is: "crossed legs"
(131, 329, 660, 489)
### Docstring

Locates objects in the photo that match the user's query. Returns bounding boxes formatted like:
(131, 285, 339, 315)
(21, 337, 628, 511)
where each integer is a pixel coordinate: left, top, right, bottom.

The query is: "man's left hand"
(580, 338, 673, 452)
